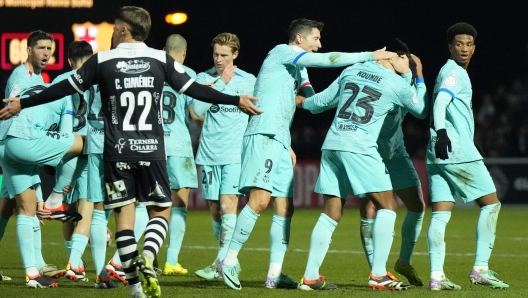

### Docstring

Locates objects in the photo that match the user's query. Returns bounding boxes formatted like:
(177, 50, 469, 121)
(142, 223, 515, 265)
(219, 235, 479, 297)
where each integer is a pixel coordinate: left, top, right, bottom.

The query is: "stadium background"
(0, 0, 527, 207)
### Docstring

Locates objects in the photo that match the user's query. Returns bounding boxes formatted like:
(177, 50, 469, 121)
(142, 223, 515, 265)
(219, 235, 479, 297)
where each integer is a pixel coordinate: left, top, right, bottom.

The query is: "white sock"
(267, 262, 282, 279)
(26, 266, 39, 277)
(431, 271, 446, 280)
(44, 191, 63, 209)
(223, 249, 239, 266)
(473, 265, 488, 273)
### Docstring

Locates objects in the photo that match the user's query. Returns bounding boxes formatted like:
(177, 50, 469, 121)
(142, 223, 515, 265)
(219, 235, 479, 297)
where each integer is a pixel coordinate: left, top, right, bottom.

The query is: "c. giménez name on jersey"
(114, 76, 155, 90)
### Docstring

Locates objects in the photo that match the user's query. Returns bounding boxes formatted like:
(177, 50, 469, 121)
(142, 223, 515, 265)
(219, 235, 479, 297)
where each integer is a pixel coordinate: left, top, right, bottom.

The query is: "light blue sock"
(68, 233, 88, 268)
(91, 209, 109, 277)
(399, 211, 424, 263)
(212, 219, 221, 242)
(303, 213, 337, 280)
(166, 207, 187, 266)
(427, 211, 451, 272)
(17, 215, 36, 270)
(33, 216, 46, 269)
(64, 240, 73, 255)
(112, 205, 150, 267)
(216, 214, 236, 263)
(371, 209, 396, 276)
(360, 217, 375, 269)
(54, 156, 88, 192)
(229, 205, 259, 251)
(135, 205, 149, 242)
(475, 203, 500, 266)
(269, 215, 291, 264)
(0, 215, 9, 241)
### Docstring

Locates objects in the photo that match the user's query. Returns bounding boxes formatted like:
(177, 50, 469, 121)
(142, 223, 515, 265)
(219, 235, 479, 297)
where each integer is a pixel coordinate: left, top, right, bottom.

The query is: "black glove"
(43, 165, 56, 176)
(435, 129, 452, 160)
(475, 143, 486, 157)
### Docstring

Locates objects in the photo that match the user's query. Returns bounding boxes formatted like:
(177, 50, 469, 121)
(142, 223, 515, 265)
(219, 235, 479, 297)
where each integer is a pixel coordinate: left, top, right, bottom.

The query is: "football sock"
(474, 203, 500, 269)
(32, 215, 46, 269)
(371, 209, 396, 277)
(216, 214, 236, 264)
(17, 215, 37, 274)
(268, 215, 291, 279)
(304, 213, 337, 280)
(143, 216, 168, 264)
(399, 211, 424, 263)
(69, 233, 88, 268)
(223, 205, 259, 266)
(166, 207, 187, 266)
(64, 240, 72, 255)
(116, 229, 140, 285)
(427, 211, 451, 274)
(91, 209, 109, 276)
(360, 217, 375, 269)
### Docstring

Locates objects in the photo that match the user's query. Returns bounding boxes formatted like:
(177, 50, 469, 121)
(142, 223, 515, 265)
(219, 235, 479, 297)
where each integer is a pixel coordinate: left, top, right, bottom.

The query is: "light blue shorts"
(64, 161, 88, 204)
(427, 160, 496, 203)
(87, 154, 104, 203)
(384, 152, 421, 191)
(239, 134, 294, 198)
(167, 156, 198, 190)
(200, 163, 241, 201)
(315, 150, 392, 198)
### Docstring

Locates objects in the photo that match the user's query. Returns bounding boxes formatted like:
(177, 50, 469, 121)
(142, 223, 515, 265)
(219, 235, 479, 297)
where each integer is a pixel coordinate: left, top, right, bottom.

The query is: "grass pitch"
(0, 207, 526, 297)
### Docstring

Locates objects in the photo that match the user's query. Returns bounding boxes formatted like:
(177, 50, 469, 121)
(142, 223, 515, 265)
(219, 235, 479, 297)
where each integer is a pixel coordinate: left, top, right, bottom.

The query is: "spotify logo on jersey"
(209, 104, 220, 113)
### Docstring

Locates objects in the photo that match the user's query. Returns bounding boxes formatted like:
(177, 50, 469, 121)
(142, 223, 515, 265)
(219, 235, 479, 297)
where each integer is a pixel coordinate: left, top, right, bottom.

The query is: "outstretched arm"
(295, 47, 396, 68)
(302, 78, 341, 113)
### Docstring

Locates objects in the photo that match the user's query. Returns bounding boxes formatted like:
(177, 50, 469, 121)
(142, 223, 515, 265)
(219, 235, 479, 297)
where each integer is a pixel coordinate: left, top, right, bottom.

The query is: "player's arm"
(301, 78, 340, 114)
(165, 55, 261, 115)
(293, 47, 396, 68)
(0, 55, 99, 119)
(432, 91, 453, 159)
(191, 73, 214, 117)
(59, 96, 75, 134)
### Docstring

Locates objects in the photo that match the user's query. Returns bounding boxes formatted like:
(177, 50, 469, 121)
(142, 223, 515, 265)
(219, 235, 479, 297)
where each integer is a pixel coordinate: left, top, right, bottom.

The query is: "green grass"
(1, 207, 527, 297)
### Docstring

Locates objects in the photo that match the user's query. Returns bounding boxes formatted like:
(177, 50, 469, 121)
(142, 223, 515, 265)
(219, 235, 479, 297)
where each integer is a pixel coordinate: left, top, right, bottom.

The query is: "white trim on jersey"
(68, 76, 85, 95)
(178, 78, 195, 94)
(98, 43, 167, 64)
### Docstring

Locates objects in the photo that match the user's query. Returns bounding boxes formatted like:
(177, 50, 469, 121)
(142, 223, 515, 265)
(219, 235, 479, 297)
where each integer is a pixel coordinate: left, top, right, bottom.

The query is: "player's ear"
(232, 51, 239, 60)
(27, 45, 32, 56)
(68, 58, 73, 69)
(296, 32, 303, 45)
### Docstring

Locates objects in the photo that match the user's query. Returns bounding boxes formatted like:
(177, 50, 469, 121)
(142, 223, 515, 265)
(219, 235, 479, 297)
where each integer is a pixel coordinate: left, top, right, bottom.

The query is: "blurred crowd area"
(189, 78, 528, 160)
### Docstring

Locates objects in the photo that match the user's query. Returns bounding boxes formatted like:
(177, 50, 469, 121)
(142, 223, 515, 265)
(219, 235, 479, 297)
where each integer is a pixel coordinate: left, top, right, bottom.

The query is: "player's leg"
(426, 163, 459, 290)
(110, 204, 149, 269)
(359, 198, 376, 269)
(163, 156, 197, 275)
(222, 135, 279, 290)
(388, 154, 425, 286)
(0, 196, 15, 241)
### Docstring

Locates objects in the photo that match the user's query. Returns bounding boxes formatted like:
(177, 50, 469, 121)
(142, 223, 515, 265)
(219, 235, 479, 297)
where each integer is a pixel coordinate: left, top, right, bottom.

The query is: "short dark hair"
(68, 41, 93, 61)
(27, 30, 53, 48)
(115, 6, 151, 41)
(288, 18, 324, 42)
(395, 38, 417, 86)
(447, 22, 477, 44)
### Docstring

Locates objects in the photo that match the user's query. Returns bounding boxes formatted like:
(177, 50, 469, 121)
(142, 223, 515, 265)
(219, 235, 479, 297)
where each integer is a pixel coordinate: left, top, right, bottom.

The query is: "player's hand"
(435, 129, 452, 160)
(221, 64, 237, 84)
(410, 54, 423, 78)
(238, 95, 263, 115)
(389, 54, 411, 75)
(372, 47, 397, 61)
(0, 97, 22, 120)
(37, 202, 51, 222)
(290, 148, 297, 168)
(295, 94, 306, 108)
(63, 185, 73, 195)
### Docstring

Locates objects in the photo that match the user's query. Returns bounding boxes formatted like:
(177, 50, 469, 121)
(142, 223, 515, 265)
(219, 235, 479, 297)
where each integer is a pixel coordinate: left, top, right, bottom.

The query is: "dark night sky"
(1, 0, 527, 142)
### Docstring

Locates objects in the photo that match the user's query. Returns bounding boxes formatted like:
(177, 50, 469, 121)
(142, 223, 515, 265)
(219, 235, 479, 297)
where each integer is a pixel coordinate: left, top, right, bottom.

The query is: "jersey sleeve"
(299, 68, 315, 97)
(165, 54, 194, 94)
(68, 54, 99, 94)
(296, 51, 373, 68)
(437, 69, 465, 99)
(302, 78, 341, 114)
(395, 84, 426, 117)
(408, 81, 428, 119)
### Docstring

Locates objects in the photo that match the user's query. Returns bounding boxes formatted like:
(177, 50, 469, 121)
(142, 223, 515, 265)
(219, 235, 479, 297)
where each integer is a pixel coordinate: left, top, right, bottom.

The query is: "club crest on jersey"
(116, 60, 150, 74)
(444, 75, 456, 87)
(115, 138, 126, 154)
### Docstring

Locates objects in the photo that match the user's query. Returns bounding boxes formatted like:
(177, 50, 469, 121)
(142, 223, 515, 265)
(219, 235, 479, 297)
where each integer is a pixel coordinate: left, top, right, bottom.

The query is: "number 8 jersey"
(67, 43, 194, 161)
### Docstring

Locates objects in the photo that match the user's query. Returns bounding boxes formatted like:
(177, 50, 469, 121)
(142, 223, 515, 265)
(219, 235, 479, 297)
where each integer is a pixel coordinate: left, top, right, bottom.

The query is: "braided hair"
(395, 38, 417, 86)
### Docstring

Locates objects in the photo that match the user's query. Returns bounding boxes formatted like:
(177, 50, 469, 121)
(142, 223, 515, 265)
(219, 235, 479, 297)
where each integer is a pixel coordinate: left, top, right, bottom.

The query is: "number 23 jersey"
(67, 43, 193, 161)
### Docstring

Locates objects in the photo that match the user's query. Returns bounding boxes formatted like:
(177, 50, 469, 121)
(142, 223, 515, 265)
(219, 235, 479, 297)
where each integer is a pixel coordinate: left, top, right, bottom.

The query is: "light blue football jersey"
(195, 67, 256, 165)
(52, 70, 87, 135)
(243, 44, 312, 148)
(85, 85, 103, 154)
(426, 59, 482, 164)
(377, 82, 427, 160)
(303, 61, 426, 155)
(162, 64, 196, 157)
(0, 64, 45, 140)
